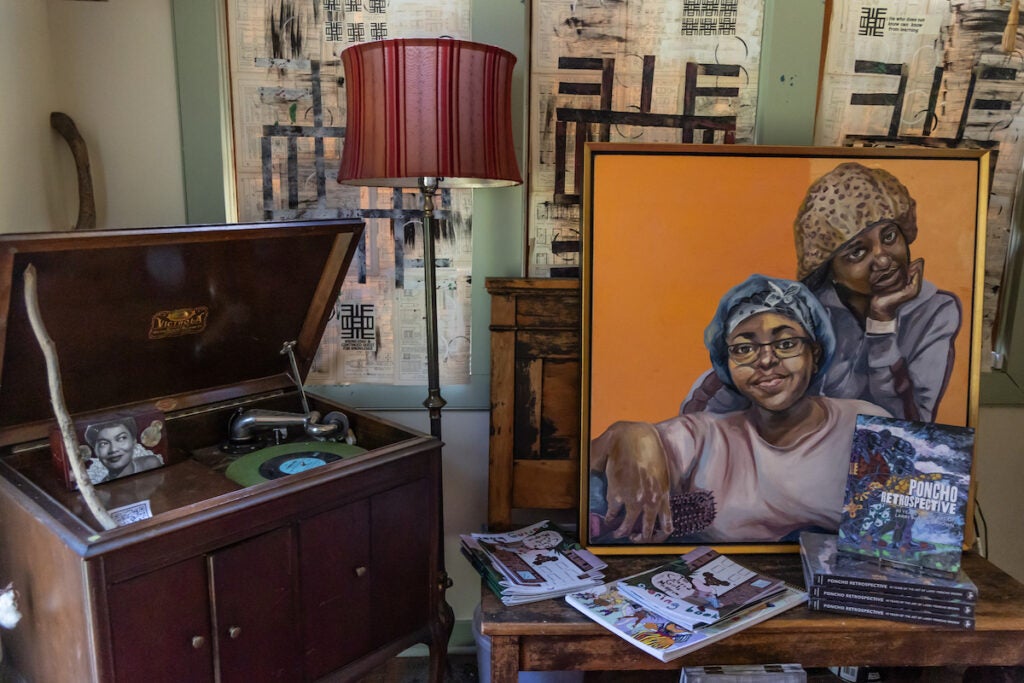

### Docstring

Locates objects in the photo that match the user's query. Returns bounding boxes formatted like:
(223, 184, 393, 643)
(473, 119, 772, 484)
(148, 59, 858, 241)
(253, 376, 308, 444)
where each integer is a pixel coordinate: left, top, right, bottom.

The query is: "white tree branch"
(23, 264, 116, 530)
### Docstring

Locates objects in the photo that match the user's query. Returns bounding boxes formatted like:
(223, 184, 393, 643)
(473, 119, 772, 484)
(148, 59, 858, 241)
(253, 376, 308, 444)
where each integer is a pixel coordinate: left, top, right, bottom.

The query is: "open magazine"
(615, 547, 786, 628)
(460, 520, 607, 605)
(566, 579, 805, 662)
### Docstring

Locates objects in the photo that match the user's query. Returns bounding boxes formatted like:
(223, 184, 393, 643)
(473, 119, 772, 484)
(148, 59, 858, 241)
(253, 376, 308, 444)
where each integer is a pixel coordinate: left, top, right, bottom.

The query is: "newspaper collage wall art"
(225, 0, 474, 387)
(526, 0, 766, 278)
(222, 1, 1024, 383)
(817, 0, 1024, 369)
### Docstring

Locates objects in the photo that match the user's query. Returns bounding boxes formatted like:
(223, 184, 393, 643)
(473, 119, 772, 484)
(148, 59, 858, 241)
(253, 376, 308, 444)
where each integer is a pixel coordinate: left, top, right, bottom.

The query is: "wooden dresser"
(485, 278, 581, 529)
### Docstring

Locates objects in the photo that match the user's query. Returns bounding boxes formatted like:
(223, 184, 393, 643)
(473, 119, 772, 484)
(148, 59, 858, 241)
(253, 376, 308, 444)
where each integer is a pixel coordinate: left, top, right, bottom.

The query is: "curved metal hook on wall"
(50, 112, 96, 231)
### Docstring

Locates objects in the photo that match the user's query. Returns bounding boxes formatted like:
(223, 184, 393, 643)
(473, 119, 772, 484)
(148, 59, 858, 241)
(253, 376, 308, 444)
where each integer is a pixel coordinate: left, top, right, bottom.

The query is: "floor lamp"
(337, 38, 522, 441)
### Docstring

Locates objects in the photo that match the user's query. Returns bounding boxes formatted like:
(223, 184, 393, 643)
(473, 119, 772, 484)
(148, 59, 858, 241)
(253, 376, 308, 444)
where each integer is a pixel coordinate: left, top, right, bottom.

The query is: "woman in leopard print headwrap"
(682, 163, 961, 423)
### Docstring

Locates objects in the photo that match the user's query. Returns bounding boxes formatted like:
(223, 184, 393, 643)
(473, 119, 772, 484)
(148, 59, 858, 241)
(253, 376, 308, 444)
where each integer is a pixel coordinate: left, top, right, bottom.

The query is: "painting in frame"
(580, 143, 986, 555)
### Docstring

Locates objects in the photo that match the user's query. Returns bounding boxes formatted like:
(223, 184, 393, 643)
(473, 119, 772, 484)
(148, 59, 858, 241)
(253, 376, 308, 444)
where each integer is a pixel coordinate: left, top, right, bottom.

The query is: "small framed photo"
(50, 408, 169, 490)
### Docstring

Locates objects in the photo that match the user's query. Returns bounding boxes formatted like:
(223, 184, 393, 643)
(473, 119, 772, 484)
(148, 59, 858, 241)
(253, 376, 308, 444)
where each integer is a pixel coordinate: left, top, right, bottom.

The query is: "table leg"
(489, 635, 521, 683)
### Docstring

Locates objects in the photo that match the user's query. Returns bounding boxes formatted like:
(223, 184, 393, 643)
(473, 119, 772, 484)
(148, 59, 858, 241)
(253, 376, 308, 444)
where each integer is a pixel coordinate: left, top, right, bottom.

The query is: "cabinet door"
(487, 279, 582, 528)
(210, 527, 301, 683)
(298, 477, 435, 678)
(107, 557, 215, 683)
(299, 497, 372, 678)
(370, 477, 432, 644)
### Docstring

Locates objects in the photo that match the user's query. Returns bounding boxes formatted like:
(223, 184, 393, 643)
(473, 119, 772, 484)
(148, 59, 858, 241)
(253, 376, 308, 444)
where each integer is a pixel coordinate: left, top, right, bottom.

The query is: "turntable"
(192, 343, 368, 487)
(208, 400, 367, 487)
(227, 442, 361, 486)
(0, 220, 451, 682)
(192, 403, 368, 487)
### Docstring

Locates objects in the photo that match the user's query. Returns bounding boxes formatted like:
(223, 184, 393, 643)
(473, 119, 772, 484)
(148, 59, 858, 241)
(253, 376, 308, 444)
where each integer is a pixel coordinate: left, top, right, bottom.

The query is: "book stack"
(800, 531, 977, 629)
(800, 415, 979, 629)
(565, 547, 806, 662)
(460, 520, 607, 605)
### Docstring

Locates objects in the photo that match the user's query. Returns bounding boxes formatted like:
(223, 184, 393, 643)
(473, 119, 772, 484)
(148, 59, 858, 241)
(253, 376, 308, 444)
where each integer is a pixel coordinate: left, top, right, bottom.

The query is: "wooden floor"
(2, 655, 1014, 682)
(357, 655, 681, 682)
(358, 658, 1023, 683)
(359, 654, 481, 682)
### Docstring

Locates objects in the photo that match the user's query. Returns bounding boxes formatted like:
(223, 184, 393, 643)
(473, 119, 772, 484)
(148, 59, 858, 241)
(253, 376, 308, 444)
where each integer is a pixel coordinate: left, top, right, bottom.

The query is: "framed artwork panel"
(581, 143, 986, 555)
(525, 0, 766, 278)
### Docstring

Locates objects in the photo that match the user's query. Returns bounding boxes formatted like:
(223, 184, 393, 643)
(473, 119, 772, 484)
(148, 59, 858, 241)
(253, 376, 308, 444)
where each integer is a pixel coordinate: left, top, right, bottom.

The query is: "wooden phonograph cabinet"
(0, 221, 453, 682)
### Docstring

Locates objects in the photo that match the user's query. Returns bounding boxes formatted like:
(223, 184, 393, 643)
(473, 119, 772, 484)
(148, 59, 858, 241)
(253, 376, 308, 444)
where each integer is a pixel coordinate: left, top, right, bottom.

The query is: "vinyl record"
(225, 441, 366, 487)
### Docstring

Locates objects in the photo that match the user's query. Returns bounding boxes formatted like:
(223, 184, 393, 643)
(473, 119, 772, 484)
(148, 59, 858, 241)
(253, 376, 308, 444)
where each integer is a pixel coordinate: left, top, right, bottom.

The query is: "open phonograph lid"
(0, 220, 363, 447)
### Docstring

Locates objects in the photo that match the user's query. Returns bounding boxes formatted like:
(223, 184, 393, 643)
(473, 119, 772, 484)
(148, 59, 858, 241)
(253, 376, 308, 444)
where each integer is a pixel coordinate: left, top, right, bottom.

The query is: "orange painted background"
(586, 151, 981, 437)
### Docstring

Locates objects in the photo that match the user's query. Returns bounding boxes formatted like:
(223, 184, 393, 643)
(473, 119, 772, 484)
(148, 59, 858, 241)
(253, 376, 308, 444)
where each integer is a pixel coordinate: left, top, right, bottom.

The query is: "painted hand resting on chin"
(870, 257, 924, 322)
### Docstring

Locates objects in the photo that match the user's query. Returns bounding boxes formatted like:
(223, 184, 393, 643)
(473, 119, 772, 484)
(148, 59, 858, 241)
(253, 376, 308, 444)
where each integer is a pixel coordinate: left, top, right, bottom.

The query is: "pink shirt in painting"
(655, 397, 890, 542)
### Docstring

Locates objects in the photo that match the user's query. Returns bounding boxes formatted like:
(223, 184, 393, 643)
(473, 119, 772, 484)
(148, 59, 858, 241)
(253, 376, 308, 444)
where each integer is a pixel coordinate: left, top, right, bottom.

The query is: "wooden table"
(478, 553, 1024, 682)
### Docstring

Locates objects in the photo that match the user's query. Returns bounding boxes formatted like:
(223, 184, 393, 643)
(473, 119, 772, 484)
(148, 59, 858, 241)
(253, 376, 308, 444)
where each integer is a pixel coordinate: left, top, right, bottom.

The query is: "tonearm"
(225, 341, 350, 450)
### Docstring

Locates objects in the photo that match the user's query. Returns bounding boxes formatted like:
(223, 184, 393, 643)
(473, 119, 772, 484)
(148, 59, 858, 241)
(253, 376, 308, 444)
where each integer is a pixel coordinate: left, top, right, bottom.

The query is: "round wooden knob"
(191, 636, 205, 649)
(355, 565, 368, 578)
(228, 626, 242, 639)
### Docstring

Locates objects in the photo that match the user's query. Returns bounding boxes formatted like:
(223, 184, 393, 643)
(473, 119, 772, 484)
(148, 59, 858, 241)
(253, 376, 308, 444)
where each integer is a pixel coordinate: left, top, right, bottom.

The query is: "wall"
(0, 1, 62, 232)
(370, 410, 491, 641)
(975, 407, 1024, 582)
(3, 0, 187, 233)
(0, 0, 1021, 651)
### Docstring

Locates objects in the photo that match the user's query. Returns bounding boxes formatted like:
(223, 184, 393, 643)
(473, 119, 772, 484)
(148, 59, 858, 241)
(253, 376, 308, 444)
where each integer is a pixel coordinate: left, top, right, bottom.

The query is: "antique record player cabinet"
(0, 221, 453, 682)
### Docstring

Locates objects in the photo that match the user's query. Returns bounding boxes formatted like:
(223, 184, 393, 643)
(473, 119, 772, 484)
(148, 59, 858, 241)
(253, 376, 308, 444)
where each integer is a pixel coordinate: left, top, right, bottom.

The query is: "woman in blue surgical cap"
(590, 275, 889, 544)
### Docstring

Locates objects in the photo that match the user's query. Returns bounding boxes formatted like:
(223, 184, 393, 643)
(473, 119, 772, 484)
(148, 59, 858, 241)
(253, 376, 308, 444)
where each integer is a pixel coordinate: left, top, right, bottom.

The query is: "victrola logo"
(149, 307, 209, 339)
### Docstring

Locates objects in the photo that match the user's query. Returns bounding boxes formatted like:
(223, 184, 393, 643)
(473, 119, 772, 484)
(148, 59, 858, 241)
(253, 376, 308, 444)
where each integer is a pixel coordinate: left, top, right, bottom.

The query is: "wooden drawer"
(486, 278, 582, 530)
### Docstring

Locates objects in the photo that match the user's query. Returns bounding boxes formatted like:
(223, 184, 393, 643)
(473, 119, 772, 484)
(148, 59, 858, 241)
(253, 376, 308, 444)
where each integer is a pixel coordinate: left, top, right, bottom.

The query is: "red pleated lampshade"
(337, 38, 522, 188)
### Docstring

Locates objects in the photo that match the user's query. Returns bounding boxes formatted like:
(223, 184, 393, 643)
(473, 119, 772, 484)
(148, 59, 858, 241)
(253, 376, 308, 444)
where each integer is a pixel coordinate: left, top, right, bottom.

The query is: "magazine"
(837, 415, 974, 576)
(565, 580, 806, 662)
(616, 547, 786, 628)
(460, 520, 606, 605)
(800, 531, 977, 604)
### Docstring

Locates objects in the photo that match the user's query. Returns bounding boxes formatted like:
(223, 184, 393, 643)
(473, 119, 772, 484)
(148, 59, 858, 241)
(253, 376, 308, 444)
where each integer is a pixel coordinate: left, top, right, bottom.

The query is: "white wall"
(48, 0, 185, 230)
(0, 1, 62, 232)
(370, 410, 491, 630)
(975, 406, 1024, 583)
(0, 0, 186, 234)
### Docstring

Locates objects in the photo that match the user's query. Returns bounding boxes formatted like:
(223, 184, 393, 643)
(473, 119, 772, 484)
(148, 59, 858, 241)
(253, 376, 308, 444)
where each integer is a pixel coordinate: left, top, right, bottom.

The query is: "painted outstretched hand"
(592, 421, 673, 542)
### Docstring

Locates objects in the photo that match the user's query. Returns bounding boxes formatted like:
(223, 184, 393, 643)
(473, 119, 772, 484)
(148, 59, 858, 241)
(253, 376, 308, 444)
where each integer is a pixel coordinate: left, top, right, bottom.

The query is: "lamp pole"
(337, 38, 522, 443)
(419, 176, 446, 441)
